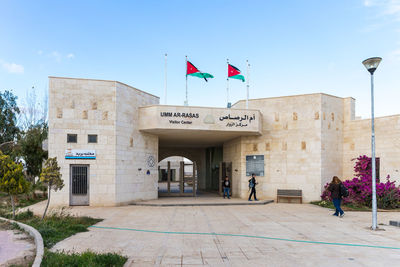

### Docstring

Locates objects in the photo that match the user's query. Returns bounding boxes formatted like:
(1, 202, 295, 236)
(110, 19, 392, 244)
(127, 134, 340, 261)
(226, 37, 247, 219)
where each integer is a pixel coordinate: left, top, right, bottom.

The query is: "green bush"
(42, 250, 127, 267)
(377, 188, 400, 209)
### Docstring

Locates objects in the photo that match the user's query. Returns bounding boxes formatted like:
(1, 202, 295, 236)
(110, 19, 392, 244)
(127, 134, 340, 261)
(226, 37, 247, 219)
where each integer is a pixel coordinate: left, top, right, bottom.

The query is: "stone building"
(48, 76, 400, 206)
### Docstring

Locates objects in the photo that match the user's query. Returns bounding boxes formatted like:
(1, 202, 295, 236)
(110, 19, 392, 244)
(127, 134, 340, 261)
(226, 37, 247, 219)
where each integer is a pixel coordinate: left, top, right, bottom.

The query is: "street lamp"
(362, 57, 382, 230)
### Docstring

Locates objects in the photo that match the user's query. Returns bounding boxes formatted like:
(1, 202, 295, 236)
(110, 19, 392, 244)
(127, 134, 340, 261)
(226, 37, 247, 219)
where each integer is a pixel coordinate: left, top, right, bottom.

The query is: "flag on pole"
(228, 64, 245, 82)
(186, 61, 214, 82)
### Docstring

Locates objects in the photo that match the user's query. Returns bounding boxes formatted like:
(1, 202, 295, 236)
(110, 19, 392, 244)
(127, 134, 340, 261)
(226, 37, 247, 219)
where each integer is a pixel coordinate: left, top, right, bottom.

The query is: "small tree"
(19, 124, 48, 185)
(0, 152, 30, 219)
(40, 157, 64, 219)
(0, 90, 20, 145)
(19, 86, 48, 130)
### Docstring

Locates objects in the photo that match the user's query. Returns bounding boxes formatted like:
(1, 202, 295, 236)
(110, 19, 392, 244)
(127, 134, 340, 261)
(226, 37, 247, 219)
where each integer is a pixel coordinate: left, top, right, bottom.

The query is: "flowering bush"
(321, 155, 400, 209)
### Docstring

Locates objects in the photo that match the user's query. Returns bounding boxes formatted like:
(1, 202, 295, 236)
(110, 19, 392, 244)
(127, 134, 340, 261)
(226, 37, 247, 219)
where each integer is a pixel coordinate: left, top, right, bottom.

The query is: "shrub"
(322, 155, 400, 209)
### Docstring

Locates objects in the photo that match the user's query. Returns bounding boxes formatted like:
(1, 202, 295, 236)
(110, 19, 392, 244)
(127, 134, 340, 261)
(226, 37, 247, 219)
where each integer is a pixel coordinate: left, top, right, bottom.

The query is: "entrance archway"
(158, 147, 230, 197)
(158, 156, 197, 196)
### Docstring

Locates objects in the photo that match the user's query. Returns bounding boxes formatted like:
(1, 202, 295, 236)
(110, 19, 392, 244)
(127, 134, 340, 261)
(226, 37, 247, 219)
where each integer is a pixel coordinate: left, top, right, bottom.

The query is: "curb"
(130, 199, 274, 207)
(0, 217, 44, 267)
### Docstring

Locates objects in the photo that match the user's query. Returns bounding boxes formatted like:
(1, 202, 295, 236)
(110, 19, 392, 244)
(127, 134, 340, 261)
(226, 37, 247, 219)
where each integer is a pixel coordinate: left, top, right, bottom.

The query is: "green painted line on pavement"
(88, 225, 400, 250)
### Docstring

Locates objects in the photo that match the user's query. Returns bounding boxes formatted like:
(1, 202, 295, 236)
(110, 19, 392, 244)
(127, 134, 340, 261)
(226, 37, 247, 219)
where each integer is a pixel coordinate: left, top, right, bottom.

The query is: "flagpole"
(246, 60, 250, 109)
(185, 55, 188, 106)
(164, 53, 167, 105)
(227, 58, 230, 108)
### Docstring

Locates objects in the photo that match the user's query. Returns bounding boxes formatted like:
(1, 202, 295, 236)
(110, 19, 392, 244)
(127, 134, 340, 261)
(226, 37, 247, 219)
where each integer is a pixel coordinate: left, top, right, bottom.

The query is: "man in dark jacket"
(248, 173, 258, 201)
(222, 176, 231, 199)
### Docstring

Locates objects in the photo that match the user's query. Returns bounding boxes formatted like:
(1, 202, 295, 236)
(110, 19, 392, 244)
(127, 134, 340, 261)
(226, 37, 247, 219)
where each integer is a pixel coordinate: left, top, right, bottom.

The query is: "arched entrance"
(158, 147, 232, 197)
(158, 156, 197, 196)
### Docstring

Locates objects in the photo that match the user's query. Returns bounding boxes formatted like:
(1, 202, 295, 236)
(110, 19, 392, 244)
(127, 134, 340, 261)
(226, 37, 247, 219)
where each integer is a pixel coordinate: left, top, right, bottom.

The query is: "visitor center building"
(48, 77, 400, 206)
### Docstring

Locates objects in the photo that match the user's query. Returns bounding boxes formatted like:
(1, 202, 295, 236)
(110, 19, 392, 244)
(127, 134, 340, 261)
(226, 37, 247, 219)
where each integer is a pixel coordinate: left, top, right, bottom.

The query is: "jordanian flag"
(228, 64, 245, 82)
(186, 61, 214, 82)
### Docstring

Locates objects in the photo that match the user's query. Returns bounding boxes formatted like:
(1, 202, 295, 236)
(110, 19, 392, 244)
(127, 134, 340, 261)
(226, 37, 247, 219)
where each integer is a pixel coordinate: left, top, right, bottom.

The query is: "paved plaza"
(26, 201, 400, 266)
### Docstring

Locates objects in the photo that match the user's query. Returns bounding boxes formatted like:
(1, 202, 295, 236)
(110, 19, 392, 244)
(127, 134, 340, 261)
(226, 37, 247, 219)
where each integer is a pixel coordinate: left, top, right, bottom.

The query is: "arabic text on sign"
(219, 114, 256, 124)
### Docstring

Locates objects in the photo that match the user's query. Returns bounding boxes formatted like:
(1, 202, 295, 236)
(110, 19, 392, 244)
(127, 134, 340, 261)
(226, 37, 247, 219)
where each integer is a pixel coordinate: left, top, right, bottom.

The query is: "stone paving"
(132, 193, 273, 206)
(0, 222, 35, 266)
(25, 201, 400, 266)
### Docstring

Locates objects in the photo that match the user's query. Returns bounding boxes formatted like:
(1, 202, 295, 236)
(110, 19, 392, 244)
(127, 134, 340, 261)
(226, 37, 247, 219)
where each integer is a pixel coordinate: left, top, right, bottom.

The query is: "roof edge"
(48, 76, 160, 99)
(232, 92, 354, 107)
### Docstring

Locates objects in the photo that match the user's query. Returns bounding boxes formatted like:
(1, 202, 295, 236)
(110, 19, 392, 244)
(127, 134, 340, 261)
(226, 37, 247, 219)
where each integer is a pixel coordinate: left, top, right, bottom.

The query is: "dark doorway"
(70, 165, 89, 206)
(205, 147, 223, 192)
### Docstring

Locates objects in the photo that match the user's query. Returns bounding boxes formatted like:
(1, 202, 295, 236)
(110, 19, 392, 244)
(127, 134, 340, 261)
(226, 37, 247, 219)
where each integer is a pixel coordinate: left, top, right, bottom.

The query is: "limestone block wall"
(343, 115, 400, 183)
(320, 95, 345, 191)
(48, 77, 117, 206)
(232, 94, 324, 202)
(115, 82, 159, 204)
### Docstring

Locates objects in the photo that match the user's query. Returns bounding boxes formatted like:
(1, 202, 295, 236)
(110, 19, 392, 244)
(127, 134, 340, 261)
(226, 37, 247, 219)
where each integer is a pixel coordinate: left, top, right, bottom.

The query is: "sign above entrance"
(160, 112, 199, 119)
(65, 149, 96, 159)
(219, 114, 256, 128)
(139, 105, 262, 135)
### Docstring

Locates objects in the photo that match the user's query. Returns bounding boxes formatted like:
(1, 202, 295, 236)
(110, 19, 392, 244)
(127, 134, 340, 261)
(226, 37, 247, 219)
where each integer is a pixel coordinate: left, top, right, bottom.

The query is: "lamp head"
(362, 57, 382, 74)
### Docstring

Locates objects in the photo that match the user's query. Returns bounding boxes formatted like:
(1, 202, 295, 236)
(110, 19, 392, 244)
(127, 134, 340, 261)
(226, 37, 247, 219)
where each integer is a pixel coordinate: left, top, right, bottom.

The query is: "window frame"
(88, 134, 98, 144)
(67, 134, 78, 143)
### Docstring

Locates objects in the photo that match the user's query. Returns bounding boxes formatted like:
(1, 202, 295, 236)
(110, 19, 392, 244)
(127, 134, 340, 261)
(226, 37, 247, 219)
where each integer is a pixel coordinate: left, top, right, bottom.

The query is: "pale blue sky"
(1, 0, 399, 118)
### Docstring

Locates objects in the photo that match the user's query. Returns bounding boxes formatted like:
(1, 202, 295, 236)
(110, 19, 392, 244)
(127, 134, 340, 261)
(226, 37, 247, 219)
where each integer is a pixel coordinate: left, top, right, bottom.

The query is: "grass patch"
(0, 193, 47, 218)
(14, 209, 102, 248)
(1, 197, 126, 266)
(11, 210, 124, 267)
(41, 250, 127, 267)
(16, 194, 47, 209)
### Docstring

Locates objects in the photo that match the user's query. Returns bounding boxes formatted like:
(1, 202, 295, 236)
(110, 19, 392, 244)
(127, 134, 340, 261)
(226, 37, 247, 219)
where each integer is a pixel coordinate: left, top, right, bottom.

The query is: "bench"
(277, 189, 302, 203)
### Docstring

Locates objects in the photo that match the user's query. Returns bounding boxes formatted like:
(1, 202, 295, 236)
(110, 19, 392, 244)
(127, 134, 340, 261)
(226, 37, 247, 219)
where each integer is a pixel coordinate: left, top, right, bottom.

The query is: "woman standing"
(328, 176, 344, 217)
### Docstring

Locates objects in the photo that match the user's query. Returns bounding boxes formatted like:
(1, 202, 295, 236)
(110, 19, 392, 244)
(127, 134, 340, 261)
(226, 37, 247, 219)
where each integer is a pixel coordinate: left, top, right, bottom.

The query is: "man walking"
(248, 173, 258, 201)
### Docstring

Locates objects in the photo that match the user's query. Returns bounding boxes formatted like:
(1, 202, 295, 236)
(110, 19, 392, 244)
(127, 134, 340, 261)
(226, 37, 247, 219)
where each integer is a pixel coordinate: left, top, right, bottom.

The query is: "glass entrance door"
(158, 157, 197, 197)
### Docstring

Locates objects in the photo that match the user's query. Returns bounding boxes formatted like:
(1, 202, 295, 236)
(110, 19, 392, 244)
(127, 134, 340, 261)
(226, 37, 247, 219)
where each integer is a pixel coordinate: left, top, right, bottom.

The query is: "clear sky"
(1, 0, 399, 118)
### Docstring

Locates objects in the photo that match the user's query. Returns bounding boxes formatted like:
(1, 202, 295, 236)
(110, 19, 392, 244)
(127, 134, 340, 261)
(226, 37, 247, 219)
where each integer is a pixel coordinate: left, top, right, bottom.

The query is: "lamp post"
(362, 57, 382, 230)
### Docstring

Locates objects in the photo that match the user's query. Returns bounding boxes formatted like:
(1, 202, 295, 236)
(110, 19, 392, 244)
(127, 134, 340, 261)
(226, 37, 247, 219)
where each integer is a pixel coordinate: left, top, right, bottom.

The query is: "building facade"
(48, 77, 400, 206)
